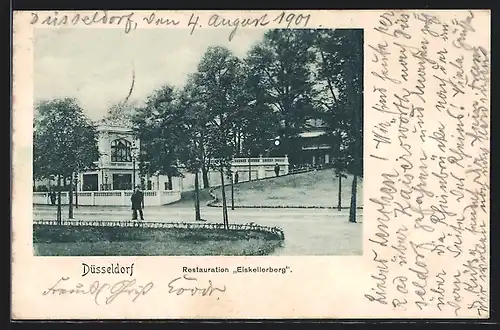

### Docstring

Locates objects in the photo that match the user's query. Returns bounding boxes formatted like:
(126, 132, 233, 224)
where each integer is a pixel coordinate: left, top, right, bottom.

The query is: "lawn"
(211, 169, 363, 208)
(33, 224, 283, 256)
(169, 187, 214, 208)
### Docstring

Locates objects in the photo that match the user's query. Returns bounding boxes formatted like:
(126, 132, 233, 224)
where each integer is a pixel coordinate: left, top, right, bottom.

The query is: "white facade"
(78, 124, 142, 191)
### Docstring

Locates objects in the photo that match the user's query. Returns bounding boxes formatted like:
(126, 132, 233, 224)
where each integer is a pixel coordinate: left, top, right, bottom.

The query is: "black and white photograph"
(32, 27, 364, 257)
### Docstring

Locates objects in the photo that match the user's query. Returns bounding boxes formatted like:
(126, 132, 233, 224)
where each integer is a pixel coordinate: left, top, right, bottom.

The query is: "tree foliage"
(33, 98, 100, 179)
(33, 98, 99, 222)
(131, 85, 184, 189)
(237, 65, 281, 157)
(191, 46, 241, 169)
(245, 30, 317, 162)
(313, 29, 363, 175)
(189, 46, 246, 228)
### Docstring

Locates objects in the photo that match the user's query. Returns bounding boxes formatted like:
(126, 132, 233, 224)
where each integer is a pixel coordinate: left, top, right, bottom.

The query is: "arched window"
(111, 139, 132, 162)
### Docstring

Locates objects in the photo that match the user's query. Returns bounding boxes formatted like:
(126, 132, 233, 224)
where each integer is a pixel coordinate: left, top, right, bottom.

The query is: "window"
(111, 139, 133, 162)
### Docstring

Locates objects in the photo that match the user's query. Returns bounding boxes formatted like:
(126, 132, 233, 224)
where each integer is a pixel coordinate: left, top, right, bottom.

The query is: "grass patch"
(212, 169, 363, 208)
(33, 224, 283, 256)
(168, 187, 214, 208)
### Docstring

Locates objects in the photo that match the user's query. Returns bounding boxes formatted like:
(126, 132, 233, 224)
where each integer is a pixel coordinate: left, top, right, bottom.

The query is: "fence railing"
(288, 162, 335, 175)
(33, 190, 181, 206)
(231, 156, 289, 165)
(33, 220, 285, 240)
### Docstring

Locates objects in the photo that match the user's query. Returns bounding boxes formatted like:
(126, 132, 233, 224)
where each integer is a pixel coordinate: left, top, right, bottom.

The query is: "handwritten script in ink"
(42, 276, 154, 305)
(28, 11, 312, 41)
(366, 10, 490, 317)
(167, 274, 227, 297)
(41, 275, 226, 305)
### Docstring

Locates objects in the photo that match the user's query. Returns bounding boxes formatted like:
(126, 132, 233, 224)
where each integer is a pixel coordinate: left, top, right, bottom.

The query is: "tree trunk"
(248, 160, 252, 181)
(194, 170, 201, 221)
(349, 174, 358, 223)
(167, 173, 173, 190)
(237, 131, 242, 155)
(68, 175, 74, 219)
(202, 166, 209, 188)
(337, 171, 342, 211)
(233, 129, 238, 155)
(220, 168, 228, 229)
(231, 173, 235, 211)
(57, 175, 62, 225)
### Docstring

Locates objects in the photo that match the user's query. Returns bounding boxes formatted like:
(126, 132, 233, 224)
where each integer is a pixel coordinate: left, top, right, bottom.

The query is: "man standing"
(49, 188, 57, 206)
(131, 185, 144, 221)
(274, 163, 280, 177)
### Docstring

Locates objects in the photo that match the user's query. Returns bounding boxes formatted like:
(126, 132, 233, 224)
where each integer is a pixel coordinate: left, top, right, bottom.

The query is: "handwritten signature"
(42, 277, 154, 305)
(168, 274, 226, 296)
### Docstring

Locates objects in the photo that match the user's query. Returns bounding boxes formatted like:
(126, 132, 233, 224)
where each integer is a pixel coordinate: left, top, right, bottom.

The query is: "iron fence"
(33, 220, 285, 240)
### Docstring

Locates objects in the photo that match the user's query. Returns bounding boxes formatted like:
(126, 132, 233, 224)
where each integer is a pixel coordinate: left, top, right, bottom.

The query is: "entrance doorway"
(113, 174, 132, 190)
(82, 174, 98, 191)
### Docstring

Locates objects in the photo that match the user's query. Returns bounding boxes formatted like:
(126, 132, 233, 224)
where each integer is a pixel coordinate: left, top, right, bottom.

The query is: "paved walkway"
(33, 205, 363, 256)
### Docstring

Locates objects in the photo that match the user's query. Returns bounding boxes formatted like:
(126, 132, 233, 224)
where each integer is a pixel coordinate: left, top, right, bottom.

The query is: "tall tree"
(313, 29, 363, 221)
(131, 85, 183, 190)
(33, 98, 99, 223)
(245, 29, 317, 164)
(177, 87, 212, 221)
(179, 76, 216, 189)
(191, 46, 243, 229)
(237, 64, 281, 157)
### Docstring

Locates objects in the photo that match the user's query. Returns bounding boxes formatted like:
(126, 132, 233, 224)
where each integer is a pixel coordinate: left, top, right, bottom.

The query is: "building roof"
(96, 102, 136, 129)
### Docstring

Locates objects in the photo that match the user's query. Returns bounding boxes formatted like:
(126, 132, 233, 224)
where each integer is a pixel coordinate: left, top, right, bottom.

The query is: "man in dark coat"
(49, 189, 57, 205)
(131, 185, 144, 220)
(274, 163, 280, 177)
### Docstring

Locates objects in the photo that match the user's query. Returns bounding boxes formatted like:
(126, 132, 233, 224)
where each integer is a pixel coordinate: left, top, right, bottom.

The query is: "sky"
(34, 28, 267, 120)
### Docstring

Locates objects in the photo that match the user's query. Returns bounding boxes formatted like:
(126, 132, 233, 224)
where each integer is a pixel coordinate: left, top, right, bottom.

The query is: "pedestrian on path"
(274, 163, 280, 177)
(131, 185, 144, 221)
(49, 189, 57, 205)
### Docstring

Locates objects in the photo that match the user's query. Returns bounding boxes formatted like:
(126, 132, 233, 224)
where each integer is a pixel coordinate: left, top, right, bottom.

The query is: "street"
(33, 205, 363, 256)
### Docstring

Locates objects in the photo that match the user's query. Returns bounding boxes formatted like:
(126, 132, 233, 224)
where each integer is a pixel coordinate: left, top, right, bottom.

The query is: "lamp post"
(132, 158, 136, 189)
(100, 159, 104, 191)
(74, 172, 78, 208)
(273, 136, 281, 155)
(49, 175, 54, 190)
(132, 141, 137, 190)
(99, 152, 108, 191)
(248, 151, 252, 181)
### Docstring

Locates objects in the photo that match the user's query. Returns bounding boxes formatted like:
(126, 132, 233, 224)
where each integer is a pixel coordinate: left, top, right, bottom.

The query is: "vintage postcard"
(12, 10, 490, 319)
